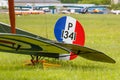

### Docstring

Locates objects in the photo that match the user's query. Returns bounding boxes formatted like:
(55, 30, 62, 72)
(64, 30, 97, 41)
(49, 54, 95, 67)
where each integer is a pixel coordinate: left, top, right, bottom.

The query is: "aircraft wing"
(55, 43, 116, 63)
(0, 33, 69, 56)
(0, 23, 71, 59)
(0, 23, 116, 63)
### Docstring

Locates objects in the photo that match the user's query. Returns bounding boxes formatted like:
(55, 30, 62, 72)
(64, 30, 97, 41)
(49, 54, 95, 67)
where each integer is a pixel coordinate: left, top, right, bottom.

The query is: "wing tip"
(108, 59, 116, 64)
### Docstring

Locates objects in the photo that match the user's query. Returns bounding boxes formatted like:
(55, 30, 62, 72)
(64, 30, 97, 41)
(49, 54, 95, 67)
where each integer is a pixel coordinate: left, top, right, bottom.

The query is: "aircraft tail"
(54, 16, 85, 60)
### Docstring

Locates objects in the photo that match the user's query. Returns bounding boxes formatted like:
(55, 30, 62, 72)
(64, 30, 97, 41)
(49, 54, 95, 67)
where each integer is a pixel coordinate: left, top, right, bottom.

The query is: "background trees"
(60, 0, 111, 5)
(60, 0, 79, 3)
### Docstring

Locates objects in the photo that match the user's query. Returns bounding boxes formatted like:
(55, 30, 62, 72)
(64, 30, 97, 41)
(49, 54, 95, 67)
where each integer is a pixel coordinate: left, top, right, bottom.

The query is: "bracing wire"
(45, 14, 48, 39)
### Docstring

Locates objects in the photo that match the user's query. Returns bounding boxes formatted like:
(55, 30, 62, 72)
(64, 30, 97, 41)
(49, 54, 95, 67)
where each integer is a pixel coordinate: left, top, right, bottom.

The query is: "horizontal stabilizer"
(55, 43, 116, 63)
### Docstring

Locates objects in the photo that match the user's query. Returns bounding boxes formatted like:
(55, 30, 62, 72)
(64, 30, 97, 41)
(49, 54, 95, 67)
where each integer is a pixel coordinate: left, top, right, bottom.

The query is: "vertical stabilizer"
(54, 16, 85, 60)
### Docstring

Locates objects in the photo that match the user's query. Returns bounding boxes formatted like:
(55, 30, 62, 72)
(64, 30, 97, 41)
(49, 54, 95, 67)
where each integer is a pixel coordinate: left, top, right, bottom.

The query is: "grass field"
(0, 14, 120, 80)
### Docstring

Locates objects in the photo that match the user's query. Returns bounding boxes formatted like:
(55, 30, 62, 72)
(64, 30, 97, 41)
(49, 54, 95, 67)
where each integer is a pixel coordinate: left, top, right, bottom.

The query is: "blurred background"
(0, 0, 120, 15)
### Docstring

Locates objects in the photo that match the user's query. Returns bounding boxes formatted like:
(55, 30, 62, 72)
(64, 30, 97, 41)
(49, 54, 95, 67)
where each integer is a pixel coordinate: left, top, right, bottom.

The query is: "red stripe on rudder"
(73, 20, 85, 46)
(70, 21, 85, 60)
(70, 52, 78, 60)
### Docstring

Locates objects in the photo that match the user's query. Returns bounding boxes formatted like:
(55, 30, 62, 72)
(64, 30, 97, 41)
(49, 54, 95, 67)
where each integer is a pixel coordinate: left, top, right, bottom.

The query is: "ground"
(0, 14, 120, 80)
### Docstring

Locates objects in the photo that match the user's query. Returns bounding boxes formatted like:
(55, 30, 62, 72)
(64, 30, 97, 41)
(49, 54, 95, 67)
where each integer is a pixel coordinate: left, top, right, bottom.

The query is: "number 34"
(62, 30, 76, 40)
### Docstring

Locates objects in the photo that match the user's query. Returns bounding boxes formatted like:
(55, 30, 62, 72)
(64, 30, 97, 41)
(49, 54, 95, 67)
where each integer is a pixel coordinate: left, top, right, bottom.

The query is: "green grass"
(0, 14, 120, 80)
